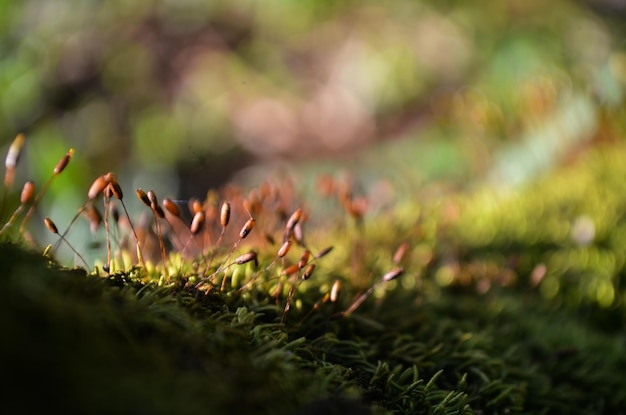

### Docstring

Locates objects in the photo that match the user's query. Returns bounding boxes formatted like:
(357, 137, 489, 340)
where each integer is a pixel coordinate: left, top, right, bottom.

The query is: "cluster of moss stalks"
(2, 141, 626, 414)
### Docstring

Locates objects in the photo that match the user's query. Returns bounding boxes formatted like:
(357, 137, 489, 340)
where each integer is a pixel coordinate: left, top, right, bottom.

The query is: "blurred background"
(1, 0, 626, 260)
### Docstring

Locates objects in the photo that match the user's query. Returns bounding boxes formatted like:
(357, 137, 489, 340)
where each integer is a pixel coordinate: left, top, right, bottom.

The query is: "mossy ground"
(2, 142, 626, 414)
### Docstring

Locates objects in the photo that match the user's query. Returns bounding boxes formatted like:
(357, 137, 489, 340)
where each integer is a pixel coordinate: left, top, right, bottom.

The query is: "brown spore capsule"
(393, 242, 409, 265)
(109, 179, 123, 200)
(190, 211, 205, 235)
(220, 201, 231, 228)
(4, 133, 25, 188)
(239, 218, 256, 239)
(20, 181, 35, 204)
(330, 280, 342, 302)
(234, 251, 258, 266)
(302, 263, 316, 280)
(277, 240, 292, 258)
(298, 250, 311, 269)
(88, 175, 110, 200)
(5, 133, 25, 170)
(315, 246, 334, 259)
(382, 267, 404, 282)
(162, 198, 180, 217)
(136, 189, 151, 207)
(147, 190, 158, 206)
(282, 264, 299, 276)
(53, 149, 73, 175)
(147, 191, 164, 218)
(44, 217, 59, 234)
(286, 208, 302, 231)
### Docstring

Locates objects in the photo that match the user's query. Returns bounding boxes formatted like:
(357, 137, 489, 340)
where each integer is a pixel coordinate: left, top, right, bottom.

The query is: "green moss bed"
(2, 143, 626, 414)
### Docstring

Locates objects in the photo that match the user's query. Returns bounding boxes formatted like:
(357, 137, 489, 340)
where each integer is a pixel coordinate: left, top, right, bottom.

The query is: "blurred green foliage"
(448, 142, 626, 317)
(1, 0, 625, 187)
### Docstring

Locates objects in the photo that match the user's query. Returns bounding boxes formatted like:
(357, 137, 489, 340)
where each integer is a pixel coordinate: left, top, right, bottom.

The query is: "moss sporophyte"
(2, 134, 626, 414)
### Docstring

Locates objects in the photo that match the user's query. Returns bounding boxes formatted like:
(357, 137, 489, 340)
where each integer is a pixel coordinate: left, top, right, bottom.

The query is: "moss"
(3, 142, 626, 414)
(0, 243, 316, 414)
(2, 238, 626, 414)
